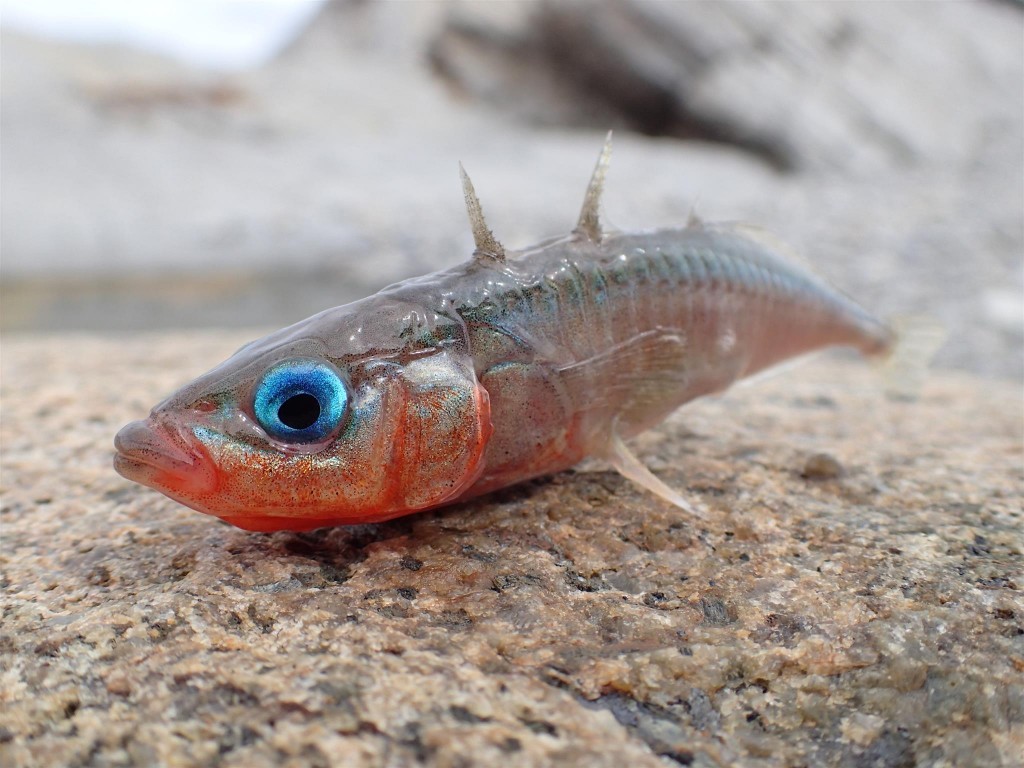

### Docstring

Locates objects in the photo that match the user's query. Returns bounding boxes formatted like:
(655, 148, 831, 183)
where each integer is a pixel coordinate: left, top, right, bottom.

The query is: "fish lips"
(114, 417, 217, 496)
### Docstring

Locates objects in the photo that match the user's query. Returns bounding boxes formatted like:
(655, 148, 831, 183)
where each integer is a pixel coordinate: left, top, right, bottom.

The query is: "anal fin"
(606, 429, 707, 519)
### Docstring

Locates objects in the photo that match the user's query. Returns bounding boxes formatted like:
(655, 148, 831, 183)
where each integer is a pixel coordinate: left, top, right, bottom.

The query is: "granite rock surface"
(2, 333, 1021, 767)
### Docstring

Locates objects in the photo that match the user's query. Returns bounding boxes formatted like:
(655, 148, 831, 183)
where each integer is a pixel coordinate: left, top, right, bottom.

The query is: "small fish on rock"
(115, 133, 892, 531)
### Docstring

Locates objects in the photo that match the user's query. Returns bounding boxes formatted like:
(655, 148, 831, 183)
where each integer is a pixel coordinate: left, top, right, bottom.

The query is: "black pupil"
(278, 393, 321, 431)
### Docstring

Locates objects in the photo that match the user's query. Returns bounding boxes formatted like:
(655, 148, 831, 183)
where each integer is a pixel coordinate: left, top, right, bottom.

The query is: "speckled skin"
(455, 225, 890, 500)
(114, 223, 891, 531)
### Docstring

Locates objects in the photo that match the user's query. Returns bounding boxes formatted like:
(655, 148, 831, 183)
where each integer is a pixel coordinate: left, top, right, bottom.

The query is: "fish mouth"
(114, 418, 217, 496)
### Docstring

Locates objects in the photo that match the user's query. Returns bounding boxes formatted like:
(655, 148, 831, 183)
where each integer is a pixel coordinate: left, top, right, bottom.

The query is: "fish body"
(115, 138, 891, 532)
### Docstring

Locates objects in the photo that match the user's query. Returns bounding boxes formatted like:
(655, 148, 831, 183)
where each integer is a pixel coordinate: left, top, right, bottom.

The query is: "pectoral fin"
(559, 328, 689, 437)
(606, 429, 706, 519)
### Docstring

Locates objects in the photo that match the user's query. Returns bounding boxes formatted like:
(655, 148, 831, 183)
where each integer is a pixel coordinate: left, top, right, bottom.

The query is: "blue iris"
(253, 359, 348, 444)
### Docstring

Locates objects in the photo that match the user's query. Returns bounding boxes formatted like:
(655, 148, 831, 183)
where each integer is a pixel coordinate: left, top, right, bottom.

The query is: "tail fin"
(876, 315, 947, 401)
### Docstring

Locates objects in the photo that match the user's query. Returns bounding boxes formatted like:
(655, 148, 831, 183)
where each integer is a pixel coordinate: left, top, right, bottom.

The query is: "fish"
(114, 134, 893, 532)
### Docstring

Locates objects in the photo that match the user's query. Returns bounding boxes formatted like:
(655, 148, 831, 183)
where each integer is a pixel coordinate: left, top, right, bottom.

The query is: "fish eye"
(253, 359, 347, 444)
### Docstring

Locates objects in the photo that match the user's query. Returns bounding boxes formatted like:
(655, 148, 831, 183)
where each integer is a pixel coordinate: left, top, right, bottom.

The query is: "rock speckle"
(801, 452, 844, 480)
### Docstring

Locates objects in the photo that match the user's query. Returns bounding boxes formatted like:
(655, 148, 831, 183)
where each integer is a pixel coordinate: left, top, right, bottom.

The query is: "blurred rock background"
(2, 0, 1021, 379)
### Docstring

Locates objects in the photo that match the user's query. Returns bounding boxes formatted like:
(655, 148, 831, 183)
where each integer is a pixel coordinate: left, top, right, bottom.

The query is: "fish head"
(114, 297, 491, 531)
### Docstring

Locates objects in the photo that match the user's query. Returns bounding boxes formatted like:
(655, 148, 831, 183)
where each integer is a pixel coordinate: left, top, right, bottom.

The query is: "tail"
(875, 315, 946, 401)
